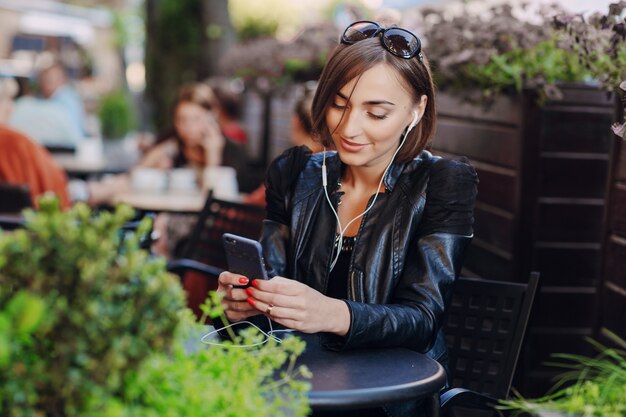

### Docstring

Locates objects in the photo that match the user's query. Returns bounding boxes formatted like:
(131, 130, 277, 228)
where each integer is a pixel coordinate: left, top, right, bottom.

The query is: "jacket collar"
(324, 151, 408, 193)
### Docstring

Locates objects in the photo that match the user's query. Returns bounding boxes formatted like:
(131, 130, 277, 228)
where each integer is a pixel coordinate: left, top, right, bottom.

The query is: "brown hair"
(173, 83, 217, 114)
(311, 37, 436, 163)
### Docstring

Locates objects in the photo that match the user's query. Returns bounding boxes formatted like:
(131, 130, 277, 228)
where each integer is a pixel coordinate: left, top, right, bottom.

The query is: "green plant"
(0, 198, 311, 416)
(98, 89, 137, 139)
(499, 331, 626, 417)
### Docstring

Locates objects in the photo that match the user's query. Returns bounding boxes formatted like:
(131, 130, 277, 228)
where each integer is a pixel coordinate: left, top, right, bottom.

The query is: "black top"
(327, 235, 355, 300)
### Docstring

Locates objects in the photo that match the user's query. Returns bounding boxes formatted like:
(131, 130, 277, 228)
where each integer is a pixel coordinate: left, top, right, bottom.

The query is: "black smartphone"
(223, 233, 268, 288)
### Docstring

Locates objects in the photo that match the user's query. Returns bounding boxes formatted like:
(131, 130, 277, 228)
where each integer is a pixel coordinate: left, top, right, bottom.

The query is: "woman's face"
(325, 63, 426, 171)
(174, 101, 212, 146)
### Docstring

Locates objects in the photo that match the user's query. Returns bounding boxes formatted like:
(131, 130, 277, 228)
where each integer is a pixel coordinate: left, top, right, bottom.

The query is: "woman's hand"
(202, 114, 225, 167)
(245, 277, 351, 335)
(217, 271, 260, 322)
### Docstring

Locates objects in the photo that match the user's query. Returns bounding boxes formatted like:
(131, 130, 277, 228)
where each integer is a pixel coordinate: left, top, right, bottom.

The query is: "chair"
(0, 182, 32, 214)
(440, 272, 540, 416)
(167, 192, 266, 318)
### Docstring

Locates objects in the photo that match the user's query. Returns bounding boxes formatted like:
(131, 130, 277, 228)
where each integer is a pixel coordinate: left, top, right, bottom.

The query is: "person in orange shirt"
(0, 77, 70, 209)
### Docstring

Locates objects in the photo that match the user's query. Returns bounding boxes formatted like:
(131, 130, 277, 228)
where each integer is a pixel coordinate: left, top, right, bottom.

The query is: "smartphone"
(223, 233, 268, 288)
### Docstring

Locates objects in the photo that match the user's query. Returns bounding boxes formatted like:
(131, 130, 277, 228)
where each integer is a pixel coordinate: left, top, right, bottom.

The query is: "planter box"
(431, 84, 620, 396)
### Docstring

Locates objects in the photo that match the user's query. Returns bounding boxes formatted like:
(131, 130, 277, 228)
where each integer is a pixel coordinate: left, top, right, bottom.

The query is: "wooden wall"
(431, 85, 618, 396)
(598, 121, 626, 343)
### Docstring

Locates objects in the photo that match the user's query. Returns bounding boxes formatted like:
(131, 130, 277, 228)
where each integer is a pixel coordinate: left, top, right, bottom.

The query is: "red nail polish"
(239, 277, 249, 285)
(251, 280, 259, 288)
(245, 287, 254, 297)
(247, 297, 256, 306)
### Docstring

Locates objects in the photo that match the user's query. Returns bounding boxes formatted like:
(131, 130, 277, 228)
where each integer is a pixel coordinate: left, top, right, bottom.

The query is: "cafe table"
(293, 333, 446, 415)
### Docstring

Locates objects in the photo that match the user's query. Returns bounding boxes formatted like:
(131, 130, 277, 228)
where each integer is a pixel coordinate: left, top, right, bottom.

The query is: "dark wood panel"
(617, 141, 626, 181)
(525, 332, 595, 371)
(433, 121, 520, 168)
(531, 290, 598, 328)
(547, 84, 617, 107)
(437, 92, 521, 125)
(609, 183, 626, 236)
(535, 203, 604, 242)
(474, 166, 517, 212)
(540, 110, 613, 154)
(539, 158, 609, 198)
(600, 286, 626, 340)
(463, 241, 515, 282)
(474, 206, 515, 254)
(532, 247, 602, 286)
(604, 236, 626, 290)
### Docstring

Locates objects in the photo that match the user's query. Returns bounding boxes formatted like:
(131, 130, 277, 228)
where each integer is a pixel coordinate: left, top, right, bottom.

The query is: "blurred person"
(208, 78, 248, 145)
(0, 77, 71, 208)
(38, 61, 87, 137)
(140, 82, 246, 174)
(244, 82, 322, 206)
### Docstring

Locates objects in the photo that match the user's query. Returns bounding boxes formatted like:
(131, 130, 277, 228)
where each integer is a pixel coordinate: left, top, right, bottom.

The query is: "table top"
(112, 191, 208, 213)
(296, 334, 446, 411)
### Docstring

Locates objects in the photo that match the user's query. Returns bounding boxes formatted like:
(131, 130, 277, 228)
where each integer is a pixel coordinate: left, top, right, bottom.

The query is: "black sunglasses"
(341, 20, 423, 61)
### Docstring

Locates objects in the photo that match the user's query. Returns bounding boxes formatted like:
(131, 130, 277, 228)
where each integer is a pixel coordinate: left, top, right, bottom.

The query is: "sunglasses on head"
(341, 20, 423, 61)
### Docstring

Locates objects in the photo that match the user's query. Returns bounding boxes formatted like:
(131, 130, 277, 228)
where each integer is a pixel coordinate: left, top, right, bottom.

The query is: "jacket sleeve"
(260, 145, 311, 278)
(324, 157, 478, 351)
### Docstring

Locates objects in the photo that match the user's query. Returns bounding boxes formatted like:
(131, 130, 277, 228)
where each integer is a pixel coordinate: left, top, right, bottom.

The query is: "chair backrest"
(0, 182, 33, 214)
(444, 272, 539, 399)
(178, 193, 266, 270)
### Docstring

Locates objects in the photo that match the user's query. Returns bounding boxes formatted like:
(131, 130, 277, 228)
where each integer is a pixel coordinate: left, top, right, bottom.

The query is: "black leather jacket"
(261, 146, 477, 366)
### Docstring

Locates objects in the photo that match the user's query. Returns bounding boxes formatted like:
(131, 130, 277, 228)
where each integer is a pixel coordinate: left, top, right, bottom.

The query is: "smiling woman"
(216, 20, 478, 417)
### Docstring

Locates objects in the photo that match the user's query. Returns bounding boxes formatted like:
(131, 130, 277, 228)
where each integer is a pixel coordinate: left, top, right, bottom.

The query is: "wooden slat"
(604, 235, 626, 290)
(535, 203, 604, 242)
(539, 110, 614, 154)
(463, 241, 515, 282)
(473, 205, 515, 254)
(433, 120, 520, 168)
(532, 247, 602, 286)
(531, 290, 598, 328)
(546, 84, 617, 107)
(475, 165, 517, 212)
(600, 286, 626, 340)
(616, 141, 626, 181)
(539, 158, 609, 199)
(525, 331, 595, 370)
(609, 183, 626, 236)
(437, 92, 522, 125)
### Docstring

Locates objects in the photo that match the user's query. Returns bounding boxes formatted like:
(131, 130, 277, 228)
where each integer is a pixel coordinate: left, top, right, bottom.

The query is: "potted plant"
(0, 197, 310, 416)
(98, 89, 137, 140)
(407, 3, 623, 395)
(498, 330, 626, 417)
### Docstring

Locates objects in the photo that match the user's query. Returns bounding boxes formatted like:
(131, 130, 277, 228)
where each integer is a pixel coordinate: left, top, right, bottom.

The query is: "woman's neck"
(342, 164, 386, 194)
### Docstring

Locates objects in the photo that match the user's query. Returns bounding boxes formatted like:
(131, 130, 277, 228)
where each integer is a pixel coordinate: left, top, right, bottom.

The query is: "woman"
(217, 21, 478, 416)
(141, 82, 245, 174)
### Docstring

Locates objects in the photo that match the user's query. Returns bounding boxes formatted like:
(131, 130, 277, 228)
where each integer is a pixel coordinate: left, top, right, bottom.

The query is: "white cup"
(203, 166, 239, 200)
(77, 137, 103, 164)
(130, 167, 168, 193)
(169, 168, 198, 193)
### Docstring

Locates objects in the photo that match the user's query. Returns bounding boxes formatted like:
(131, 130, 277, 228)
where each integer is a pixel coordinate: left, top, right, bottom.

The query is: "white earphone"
(322, 110, 421, 270)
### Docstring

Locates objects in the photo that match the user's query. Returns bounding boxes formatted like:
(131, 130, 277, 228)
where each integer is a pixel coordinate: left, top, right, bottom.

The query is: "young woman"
(217, 21, 478, 417)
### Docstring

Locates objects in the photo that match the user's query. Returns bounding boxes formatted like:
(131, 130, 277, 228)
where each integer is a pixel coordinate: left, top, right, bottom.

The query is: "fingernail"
(251, 280, 259, 288)
(247, 297, 256, 306)
(245, 287, 254, 297)
(239, 277, 249, 285)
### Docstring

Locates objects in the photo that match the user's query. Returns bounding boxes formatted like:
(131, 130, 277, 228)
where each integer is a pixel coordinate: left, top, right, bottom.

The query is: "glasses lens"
(343, 21, 380, 43)
(383, 28, 420, 58)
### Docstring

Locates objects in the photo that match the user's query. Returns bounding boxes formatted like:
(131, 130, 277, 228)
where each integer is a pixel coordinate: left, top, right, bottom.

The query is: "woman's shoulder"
(406, 151, 477, 188)
(267, 145, 316, 177)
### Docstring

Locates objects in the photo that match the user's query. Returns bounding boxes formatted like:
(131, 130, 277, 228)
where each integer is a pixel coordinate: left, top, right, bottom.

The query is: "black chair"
(0, 182, 32, 214)
(166, 192, 266, 317)
(440, 272, 540, 416)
